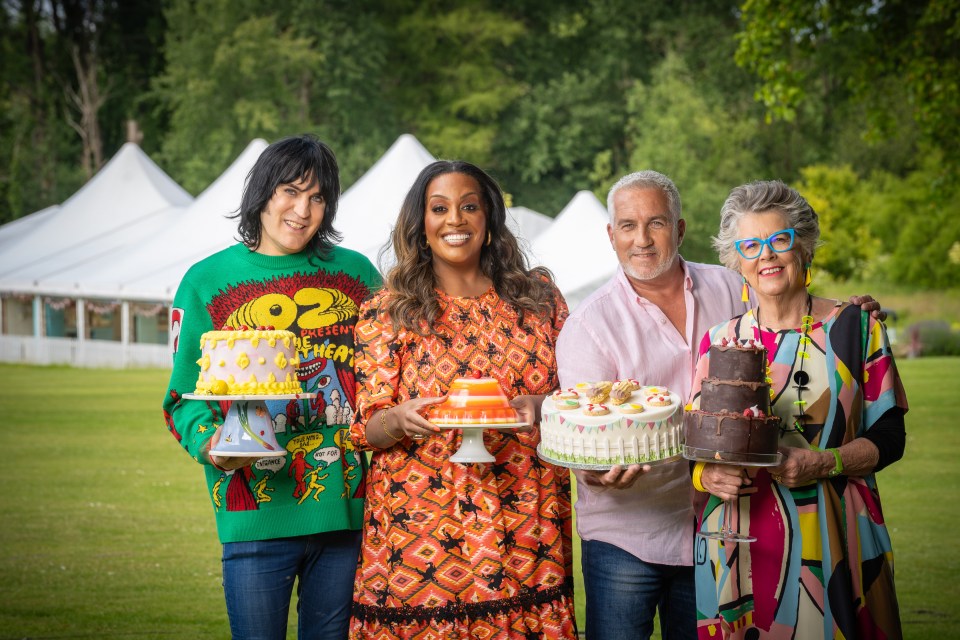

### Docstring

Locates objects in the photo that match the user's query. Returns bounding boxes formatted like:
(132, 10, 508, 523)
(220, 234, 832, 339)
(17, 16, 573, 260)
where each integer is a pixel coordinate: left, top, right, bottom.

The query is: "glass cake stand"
(183, 393, 316, 458)
(435, 423, 528, 463)
(683, 445, 782, 543)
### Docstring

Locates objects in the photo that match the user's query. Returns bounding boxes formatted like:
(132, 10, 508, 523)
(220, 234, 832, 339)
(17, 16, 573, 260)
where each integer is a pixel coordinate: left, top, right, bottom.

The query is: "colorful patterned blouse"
(348, 286, 578, 639)
(689, 302, 907, 640)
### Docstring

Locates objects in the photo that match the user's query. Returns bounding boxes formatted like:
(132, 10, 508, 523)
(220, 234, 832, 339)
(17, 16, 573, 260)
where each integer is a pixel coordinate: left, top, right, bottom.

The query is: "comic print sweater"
(162, 243, 381, 544)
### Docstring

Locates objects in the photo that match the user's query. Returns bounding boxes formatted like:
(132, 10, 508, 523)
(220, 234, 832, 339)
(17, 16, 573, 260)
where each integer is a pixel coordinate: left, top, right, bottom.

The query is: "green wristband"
(827, 447, 844, 477)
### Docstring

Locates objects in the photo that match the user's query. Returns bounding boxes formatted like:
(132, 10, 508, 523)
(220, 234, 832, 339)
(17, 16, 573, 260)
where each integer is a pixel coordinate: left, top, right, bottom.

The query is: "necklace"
(756, 295, 814, 435)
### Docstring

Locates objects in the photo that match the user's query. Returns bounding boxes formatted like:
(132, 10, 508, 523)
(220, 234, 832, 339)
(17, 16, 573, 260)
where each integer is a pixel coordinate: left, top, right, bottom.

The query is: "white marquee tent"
(33, 138, 269, 302)
(337, 133, 437, 266)
(0, 134, 565, 368)
(0, 143, 193, 286)
(529, 190, 617, 308)
(0, 205, 59, 253)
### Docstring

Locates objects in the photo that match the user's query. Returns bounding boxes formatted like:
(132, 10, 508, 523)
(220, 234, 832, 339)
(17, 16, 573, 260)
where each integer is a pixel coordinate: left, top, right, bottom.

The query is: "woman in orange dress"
(348, 160, 577, 638)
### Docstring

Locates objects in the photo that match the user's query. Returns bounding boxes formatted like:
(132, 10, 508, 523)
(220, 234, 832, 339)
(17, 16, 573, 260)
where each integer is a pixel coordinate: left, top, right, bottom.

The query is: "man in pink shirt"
(557, 170, 743, 640)
(557, 171, 879, 639)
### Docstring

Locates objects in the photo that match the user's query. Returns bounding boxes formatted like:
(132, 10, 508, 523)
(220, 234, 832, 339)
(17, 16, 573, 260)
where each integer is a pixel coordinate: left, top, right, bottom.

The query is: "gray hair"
(607, 170, 682, 224)
(713, 179, 820, 272)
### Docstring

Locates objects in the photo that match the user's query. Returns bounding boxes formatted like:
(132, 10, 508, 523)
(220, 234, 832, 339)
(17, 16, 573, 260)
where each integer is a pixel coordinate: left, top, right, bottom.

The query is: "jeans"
(222, 530, 362, 640)
(582, 539, 695, 640)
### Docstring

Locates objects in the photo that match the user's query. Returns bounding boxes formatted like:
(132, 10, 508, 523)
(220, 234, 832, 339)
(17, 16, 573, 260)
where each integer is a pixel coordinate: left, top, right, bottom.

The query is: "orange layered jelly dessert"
(427, 376, 520, 425)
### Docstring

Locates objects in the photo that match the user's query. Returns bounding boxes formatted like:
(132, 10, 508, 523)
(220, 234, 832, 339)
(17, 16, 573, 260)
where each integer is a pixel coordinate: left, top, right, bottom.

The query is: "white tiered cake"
(539, 383, 683, 468)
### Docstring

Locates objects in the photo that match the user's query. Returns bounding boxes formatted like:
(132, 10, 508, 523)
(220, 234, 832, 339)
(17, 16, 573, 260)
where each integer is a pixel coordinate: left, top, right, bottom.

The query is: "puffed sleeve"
(349, 291, 403, 451)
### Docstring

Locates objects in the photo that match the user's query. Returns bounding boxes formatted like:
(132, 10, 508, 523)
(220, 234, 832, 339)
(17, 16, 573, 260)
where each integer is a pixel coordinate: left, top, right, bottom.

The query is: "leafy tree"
(735, 0, 959, 173)
(383, 0, 525, 167)
(623, 53, 763, 263)
(154, 0, 394, 193)
(867, 153, 960, 288)
(795, 165, 878, 282)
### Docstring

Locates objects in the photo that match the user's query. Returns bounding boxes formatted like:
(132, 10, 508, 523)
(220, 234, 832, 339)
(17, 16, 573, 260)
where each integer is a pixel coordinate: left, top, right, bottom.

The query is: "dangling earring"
(420, 235, 430, 251)
(741, 276, 750, 302)
(486, 230, 492, 246)
(804, 263, 812, 287)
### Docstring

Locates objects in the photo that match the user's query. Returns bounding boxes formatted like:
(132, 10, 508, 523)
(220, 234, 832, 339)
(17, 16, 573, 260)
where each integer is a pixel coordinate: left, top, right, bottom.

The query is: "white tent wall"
(0, 205, 59, 252)
(0, 143, 192, 281)
(337, 133, 436, 268)
(529, 190, 618, 303)
(0, 142, 196, 367)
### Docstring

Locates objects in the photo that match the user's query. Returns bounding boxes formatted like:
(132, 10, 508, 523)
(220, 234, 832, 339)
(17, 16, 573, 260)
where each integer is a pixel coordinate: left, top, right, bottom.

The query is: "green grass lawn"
(0, 359, 955, 639)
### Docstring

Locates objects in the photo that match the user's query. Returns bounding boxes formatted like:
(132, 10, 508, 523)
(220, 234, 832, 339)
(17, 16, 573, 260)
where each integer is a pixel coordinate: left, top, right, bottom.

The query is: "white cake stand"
(183, 393, 316, 458)
(436, 423, 528, 463)
(536, 445, 683, 471)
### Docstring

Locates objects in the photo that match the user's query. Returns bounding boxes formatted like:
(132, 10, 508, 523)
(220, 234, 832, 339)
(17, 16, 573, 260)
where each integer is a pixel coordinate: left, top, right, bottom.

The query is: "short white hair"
(607, 170, 682, 223)
(713, 180, 821, 272)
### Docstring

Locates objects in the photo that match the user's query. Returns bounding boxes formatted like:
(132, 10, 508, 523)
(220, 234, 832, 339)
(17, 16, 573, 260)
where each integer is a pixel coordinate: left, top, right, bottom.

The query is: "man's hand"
(849, 294, 886, 322)
(207, 425, 256, 471)
(581, 464, 651, 489)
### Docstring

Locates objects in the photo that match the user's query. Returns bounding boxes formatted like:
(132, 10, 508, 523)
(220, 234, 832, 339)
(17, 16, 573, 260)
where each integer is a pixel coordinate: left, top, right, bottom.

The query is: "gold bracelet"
(691, 462, 708, 492)
(380, 408, 404, 442)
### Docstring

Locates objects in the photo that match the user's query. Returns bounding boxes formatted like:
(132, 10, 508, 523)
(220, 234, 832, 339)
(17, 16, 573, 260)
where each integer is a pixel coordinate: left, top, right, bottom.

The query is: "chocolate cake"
(684, 341, 781, 457)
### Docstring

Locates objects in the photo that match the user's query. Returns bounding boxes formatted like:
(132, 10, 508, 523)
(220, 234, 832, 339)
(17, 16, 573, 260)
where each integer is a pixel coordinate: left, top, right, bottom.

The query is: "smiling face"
(736, 210, 805, 299)
(607, 187, 685, 283)
(423, 172, 487, 277)
(257, 174, 325, 256)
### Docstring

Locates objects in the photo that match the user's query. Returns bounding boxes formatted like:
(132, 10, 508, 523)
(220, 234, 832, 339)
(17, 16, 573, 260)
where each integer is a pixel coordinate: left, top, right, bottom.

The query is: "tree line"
(1, 0, 957, 287)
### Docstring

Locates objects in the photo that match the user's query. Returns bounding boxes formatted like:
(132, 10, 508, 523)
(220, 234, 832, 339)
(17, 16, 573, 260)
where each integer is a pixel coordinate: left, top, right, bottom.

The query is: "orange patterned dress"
(348, 286, 577, 639)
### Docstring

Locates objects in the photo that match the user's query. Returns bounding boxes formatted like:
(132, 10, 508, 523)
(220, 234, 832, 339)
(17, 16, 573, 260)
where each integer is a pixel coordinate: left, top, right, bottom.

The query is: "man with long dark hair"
(162, 134, 380, 640)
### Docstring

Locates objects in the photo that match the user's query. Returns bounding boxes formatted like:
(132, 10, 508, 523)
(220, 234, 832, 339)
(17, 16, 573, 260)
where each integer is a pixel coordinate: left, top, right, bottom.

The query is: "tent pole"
(33, 296, 42, 337)
(121, 301, 130, 367)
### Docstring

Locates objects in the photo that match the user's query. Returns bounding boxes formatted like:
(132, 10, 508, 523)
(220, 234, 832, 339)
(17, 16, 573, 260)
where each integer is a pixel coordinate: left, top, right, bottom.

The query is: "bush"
(906, 320, 960, 357)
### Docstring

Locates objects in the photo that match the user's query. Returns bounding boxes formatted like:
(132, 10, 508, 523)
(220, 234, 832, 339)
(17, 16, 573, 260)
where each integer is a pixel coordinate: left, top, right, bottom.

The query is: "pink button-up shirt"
(556, 260, 749, 565)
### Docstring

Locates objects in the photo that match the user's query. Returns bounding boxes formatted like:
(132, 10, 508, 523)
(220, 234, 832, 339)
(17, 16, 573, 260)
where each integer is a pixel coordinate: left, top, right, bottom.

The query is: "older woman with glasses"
(687, 180, 908, 639)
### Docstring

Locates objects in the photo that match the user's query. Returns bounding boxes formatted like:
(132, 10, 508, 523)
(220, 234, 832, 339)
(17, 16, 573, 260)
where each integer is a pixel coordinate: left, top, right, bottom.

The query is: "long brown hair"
(381, 160, 557, 334)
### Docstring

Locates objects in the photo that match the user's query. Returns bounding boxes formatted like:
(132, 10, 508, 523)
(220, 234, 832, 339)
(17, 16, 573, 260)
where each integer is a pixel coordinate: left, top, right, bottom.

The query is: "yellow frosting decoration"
(250, 336, 260, 347)
(258, 357, 266, 364)
(197, 354, 211, 371)
(236, 352, 250, 369)
(217, 359, 226, 367)
(275, 352, 288, 368)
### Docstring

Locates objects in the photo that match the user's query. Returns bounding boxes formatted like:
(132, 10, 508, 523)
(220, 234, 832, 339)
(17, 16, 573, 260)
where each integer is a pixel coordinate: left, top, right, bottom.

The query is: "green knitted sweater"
(162, 243, 381, 543)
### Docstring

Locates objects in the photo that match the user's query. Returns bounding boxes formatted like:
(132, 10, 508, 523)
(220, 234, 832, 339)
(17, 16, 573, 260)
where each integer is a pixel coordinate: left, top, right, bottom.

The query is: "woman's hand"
(369, 396, 446, 449)
(509, 394, 545, 434)
(770, 446, 832, 487)
(701, 463, 746, 501)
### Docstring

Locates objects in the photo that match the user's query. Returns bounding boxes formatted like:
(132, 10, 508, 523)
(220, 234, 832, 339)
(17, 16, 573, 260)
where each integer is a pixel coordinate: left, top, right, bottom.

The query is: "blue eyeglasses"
(734, 228, 796, 260)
